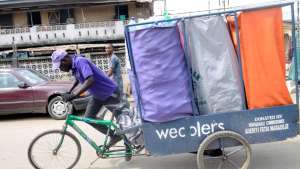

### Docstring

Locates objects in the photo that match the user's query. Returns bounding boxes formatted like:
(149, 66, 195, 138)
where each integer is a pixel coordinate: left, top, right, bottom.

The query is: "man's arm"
(107, 68, 113, 77)
(107, 56, 116, 77)
(73, 76, 94, 97)
(69, 79, 79, 93)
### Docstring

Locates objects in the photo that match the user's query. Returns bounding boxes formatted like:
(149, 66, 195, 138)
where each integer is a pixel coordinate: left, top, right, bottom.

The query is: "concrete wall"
(128, 2, 151, 18)
(10, 2, 152, 27)
(41, 11, 49, 26)
(128, 2, 136, 17)
(74, 5, 115, 23)
(13, 12, 27, 27)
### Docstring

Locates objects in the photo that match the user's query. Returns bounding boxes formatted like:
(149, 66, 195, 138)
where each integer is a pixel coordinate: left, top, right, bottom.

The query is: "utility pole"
(11, 41, 18, 68)
(208, 0, 210, 14)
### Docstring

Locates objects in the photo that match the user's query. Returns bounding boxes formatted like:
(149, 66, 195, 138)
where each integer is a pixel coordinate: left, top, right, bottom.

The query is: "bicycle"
(27, 101, 144, 169)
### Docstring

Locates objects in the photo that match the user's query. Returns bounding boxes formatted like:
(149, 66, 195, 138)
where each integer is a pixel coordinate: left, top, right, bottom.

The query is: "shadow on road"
(0, 113, 49, 121)
(85, 154, 197, 169)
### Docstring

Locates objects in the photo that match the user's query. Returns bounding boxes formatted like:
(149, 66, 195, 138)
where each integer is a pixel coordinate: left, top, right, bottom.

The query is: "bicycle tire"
(197, 130, 252, 169)
(28, 130, 81, 169)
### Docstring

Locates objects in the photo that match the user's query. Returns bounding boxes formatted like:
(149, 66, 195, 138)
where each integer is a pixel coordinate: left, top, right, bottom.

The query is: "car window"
(0, 73, 20, 88)
(16, 69, 47, 85)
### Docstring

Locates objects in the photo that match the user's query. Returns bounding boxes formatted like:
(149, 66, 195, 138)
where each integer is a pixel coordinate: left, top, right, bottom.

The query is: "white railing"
(74, 21, 116, 29)
(0, 27, 30, 35)
(0, 21, 125, 48)
(36, 25, 67, 32)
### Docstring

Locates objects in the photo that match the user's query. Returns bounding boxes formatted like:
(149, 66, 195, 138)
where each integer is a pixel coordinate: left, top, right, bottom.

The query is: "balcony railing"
(0, 20, 125, 48)
(74, 21, 116, 29)
(36, 25, 67, 32)
(0, 27, 30, 35)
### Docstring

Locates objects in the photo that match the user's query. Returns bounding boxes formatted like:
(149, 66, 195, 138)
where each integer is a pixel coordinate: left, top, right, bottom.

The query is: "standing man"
(51, 49, 122, 148)
(105, 44, 124, 97)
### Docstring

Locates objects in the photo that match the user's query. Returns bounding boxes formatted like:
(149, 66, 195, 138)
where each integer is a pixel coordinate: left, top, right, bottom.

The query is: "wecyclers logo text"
(156, 122, 225, 140)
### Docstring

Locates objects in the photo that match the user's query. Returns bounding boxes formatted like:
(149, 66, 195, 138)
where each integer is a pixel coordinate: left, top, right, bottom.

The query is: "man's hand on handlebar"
(61, 92, 77, 102)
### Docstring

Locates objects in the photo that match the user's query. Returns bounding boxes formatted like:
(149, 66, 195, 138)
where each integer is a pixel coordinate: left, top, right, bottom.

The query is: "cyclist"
(51, 49, 122, 148)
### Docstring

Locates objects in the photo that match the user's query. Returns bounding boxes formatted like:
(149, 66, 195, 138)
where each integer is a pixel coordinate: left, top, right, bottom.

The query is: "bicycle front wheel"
(28, 130, 81, 169)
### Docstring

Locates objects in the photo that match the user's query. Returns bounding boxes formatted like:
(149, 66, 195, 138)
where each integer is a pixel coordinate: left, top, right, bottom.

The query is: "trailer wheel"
(197, 131, 251, 169)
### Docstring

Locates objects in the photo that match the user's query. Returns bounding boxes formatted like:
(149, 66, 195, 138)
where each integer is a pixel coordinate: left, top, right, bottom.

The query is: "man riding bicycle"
(51, 49, 122, 148)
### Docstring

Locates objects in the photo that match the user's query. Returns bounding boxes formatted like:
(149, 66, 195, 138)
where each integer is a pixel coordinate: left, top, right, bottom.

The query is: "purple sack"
(129, 25, 193, 122)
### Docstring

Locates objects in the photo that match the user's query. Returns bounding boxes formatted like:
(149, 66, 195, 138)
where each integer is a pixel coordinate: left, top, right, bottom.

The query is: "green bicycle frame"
(56, 114, 132, 158)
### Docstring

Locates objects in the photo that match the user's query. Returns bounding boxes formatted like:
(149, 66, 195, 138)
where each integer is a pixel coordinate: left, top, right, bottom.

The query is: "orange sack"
(227, 7, 293, 109)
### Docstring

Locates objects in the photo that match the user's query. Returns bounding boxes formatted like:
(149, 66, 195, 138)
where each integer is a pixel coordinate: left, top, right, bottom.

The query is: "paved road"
(0, 114, 300, 169)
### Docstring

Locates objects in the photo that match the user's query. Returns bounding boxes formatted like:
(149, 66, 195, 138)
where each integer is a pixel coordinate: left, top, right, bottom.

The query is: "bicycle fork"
(52, 124, 68, 155)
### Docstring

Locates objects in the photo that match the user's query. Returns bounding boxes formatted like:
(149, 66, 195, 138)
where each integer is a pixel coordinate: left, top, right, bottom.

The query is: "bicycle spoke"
(58, 152, 77, 159)
(32, 150, 52, 154)
(219, 138, 225, 152)
(58, 147, 77, 155)
(33, 152, 52, 159)
(32, 145, 52, 152)
(60, 143, 75, 150)
(32, 155, 46, 169)
(54, 156, 62, 169)
(33, 144, 52, 151)
(227, 147, 244, 157)
(48, 157, 55, 169)
(217, 160, 224, 169)
(50, 134, 60, 148)
(44, 139, 55, 149)
(53, 157, 59, 169)
(204, 156, 223, 160)
(228, 159, 241, 169)
(57, 155, 69, 168)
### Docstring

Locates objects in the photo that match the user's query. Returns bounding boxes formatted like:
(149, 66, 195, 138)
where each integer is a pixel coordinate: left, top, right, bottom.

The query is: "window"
(0, 73, 20, 88)
(60, 9, 74, 24)
(0, 14, 13, 29)
(115, 5, 129, 20)
(27, 12, 41, 26)
(48, 9, 74, 25)
(16, 69, 47, 85)
(48, 11, 60, 25)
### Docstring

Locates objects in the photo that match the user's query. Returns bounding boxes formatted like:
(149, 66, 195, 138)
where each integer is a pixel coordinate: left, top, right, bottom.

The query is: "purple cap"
(51, 49, 67, 70)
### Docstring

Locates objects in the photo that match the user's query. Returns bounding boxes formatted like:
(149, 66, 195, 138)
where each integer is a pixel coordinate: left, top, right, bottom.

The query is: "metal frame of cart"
(125, 1, 299, 169)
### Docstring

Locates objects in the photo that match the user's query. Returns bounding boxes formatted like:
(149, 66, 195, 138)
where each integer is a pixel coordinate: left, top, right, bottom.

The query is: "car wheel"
(47, 96, 73, 120)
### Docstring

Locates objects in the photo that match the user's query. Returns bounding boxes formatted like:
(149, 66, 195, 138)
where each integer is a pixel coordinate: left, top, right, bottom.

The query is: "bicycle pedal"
(90, 156, 101, 166)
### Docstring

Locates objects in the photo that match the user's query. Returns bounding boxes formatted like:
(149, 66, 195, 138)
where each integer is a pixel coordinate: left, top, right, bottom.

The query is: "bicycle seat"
(105, 102, 127, 113)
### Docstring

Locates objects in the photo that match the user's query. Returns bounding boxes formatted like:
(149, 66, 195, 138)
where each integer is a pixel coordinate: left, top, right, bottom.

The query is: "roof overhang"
(0, 0, 152, 13)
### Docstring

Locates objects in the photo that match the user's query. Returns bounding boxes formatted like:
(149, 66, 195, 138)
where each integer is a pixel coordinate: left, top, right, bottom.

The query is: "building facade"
(0, 0, 153, 83)
(0, 0, 152, 48)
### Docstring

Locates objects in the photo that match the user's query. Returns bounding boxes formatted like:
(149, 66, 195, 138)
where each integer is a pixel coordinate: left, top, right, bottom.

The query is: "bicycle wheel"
(28, 130, 81, 169)
(197, 131, 251, 169)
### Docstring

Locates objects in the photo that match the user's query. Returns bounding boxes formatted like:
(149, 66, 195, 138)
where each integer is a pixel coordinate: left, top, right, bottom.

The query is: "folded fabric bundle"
(179, 16, 245, 115)
(227, 7, 293, 109)
(128, 23, 194, 122)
